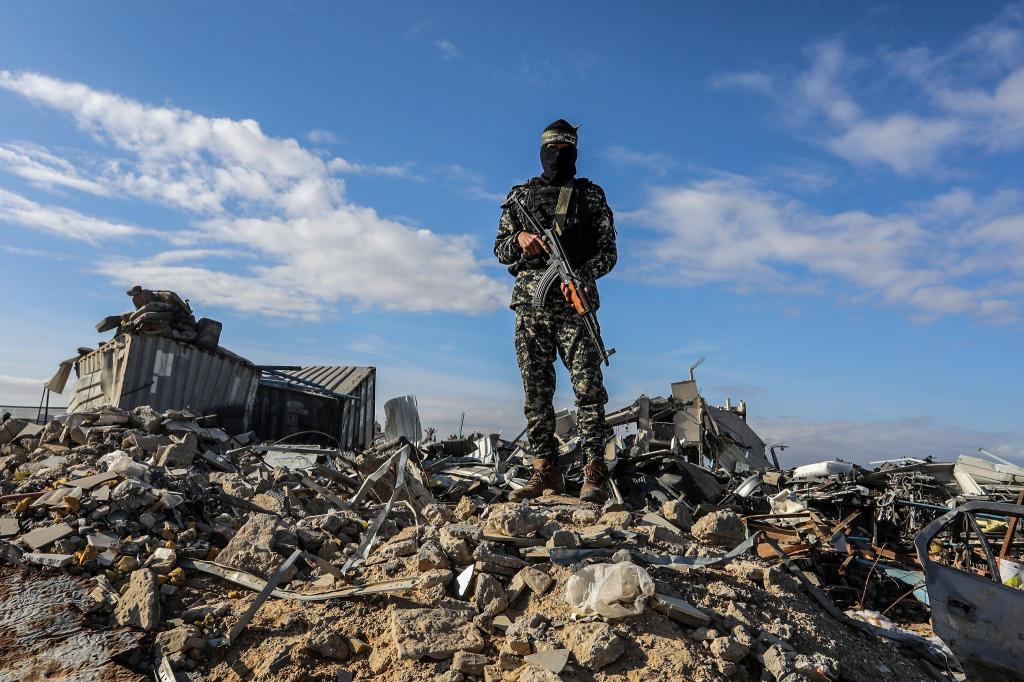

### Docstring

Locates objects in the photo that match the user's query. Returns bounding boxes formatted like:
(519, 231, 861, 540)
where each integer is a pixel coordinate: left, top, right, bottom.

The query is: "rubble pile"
(2, 290, 1020, 681)
(0, 403, 964, 682)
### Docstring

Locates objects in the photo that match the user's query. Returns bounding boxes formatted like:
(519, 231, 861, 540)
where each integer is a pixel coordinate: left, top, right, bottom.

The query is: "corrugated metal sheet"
(67, 334, 260, 433)
(254, 366, 375, 450)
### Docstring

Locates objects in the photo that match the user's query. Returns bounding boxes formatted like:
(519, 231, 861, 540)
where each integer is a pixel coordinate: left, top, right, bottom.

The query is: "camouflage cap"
(541, 119, 579, 147)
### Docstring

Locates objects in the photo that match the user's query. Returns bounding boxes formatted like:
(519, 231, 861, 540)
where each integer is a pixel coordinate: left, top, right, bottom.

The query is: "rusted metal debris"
(0, 570, 144, 682)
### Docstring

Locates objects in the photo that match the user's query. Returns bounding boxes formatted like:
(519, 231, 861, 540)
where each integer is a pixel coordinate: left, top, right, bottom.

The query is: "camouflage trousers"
(514, 300, 611, 462)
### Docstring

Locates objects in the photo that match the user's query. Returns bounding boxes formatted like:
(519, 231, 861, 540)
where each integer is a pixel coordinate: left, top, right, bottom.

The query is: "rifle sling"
(552, 183, 573, 236)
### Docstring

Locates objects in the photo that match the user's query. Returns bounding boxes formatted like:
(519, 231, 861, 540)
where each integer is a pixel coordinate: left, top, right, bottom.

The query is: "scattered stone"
(524, 648, 570, 675)
(764, 564, 800, 596)
(710, 636, 749, 662)
(691, 510, 745, 547)
(418, 568, 454, 589)
(23, 552, 74, 568)
(473, 572, 508, 616)
(418, 540, 451, 571)
(423, 503, 454, 526)
(652, 593, 710, 627)
(454, 496, 477, 521)
(305, 631, 350, 660)
(155, 432, 197, 467)
(485, 502, 547, 536)
(451, 650, 488, 676)
(660, 499, 693, 530)
(391, 607, 485, 660)
(217, 513, 288, 579)
(598, 511, 631, 529)
(564, 622, 626, 669)
(113, 568, 160, 631)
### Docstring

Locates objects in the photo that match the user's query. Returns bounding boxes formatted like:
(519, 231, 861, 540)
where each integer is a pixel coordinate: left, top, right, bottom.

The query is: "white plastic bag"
(98, 450, 151, 480)
(564, 560, 655, 618)
(1000, 558, 1024, 588)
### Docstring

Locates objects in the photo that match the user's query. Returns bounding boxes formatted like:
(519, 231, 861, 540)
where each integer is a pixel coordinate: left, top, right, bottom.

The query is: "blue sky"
(1, 1, 1022, 465)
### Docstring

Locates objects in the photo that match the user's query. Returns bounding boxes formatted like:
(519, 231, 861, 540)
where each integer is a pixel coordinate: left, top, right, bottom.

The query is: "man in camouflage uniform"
(494, 119, 617, 503)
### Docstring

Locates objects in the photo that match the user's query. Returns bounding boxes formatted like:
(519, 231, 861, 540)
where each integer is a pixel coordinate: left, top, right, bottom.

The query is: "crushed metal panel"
(916, 501, 1024, 681)
(384, 395, 422, 442)
(704, 405, 771, 470)
(0, 569, 144, 682)
(68, 334, 260, 433)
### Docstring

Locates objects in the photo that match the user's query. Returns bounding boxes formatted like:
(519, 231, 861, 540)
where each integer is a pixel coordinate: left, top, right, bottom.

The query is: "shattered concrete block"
(598, 511, 631, 529)
(378, 537, 418, 559)
(23, 552, 74, 568)
(434, 671, 464, 682)
(518, 666, 563, 682)
(454, 496, 477, 520)
(660, 500, 693, 530)
(423, 503, 454, 526)
(20, 521, 74, 550)
(545, 529, 580, 549)
(147, 547, 176, 574)
(572, 508, 600, 526)
(726, 561, 765, 583)
(485, 502, 548, 536)
(473, 541, 527, 571)
(524, 649, 570, 675)
(113, 568, 160, 631)
(508, 565, 553, 603)
(391, 607, 485, 660)
(710, 636, 749, 662)
(418, 540, 451, 571)
(647, 524, 688, 547)
(691, 510, 745, 547)
(155, 432, 197, 467)
(565, 621, 626, 670)
(216, 512, 288, 579)
(417, 568, 454, 590)
(473, 572, 508, 616)
(130, 405, 164, 434)
(305, 631, 350, 660)
(764, 565, 800, 596)
(451, 650, 488, 676)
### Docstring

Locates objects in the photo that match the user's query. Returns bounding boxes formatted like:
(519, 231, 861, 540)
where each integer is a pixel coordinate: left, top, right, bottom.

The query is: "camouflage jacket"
(493, 177, 617, 310)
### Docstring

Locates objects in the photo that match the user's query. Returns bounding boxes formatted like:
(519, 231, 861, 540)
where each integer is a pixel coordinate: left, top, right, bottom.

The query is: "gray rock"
(564, 622, 625, 670)
(216, 512, 287, 579)
(710, 636, 749, 662)
(473, 573, 507, 616)
(451, 650, 488, 676)
(113, 568, 160, 631)
(155, 432, 197, 467)
(391, 607, 485, 660)
(485, 502, 548, 536)
(691, 510, 745, 546)
(418, 539, 451, 571)
(305, 631, 350, 660)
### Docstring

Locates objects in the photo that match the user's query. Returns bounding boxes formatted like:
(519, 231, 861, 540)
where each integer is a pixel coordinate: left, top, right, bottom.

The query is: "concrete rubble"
(3, 289, 1020, 681)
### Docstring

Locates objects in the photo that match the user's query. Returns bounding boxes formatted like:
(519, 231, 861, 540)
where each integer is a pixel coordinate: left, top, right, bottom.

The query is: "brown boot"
(509, 458, 564, 501)
(579, 459, 609, 504)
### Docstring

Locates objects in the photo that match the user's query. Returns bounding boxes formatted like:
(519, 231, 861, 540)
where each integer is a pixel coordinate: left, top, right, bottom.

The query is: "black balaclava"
(540, 119, 578, 184)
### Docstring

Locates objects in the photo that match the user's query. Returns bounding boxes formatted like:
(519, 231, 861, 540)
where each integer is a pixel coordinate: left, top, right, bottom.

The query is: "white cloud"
(628, 175, 1020, 321)
(326, 156, 413, 178)
(0, 187, 148, 242)
(0, 143, 110, 195)
(712, 17, 1024, 175)
(0, 373, 48, 405)
(708, 70, 775, 95)
(0, 70, 508, 317)
(825, 114, 964, 175)
(433, 39, 460, 62)
(603, 146, 674, 175)
(307, 128, 341, 145)
(755, 415, 1024, 467)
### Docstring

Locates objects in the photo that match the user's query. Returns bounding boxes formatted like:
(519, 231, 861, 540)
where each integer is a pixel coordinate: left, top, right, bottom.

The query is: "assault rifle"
(502, 189, 616, 365)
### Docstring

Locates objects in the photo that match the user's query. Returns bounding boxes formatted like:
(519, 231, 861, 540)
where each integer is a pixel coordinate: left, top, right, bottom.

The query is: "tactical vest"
(515, 176, 598, 275)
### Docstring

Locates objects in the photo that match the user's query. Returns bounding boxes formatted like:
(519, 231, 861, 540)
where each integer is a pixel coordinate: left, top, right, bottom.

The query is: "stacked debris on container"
(94, 286, 223, 350)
